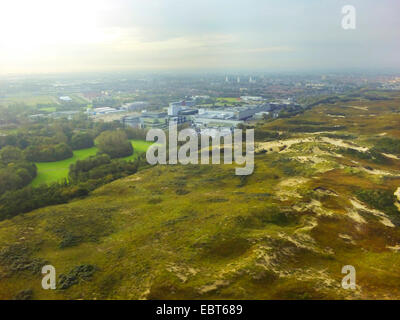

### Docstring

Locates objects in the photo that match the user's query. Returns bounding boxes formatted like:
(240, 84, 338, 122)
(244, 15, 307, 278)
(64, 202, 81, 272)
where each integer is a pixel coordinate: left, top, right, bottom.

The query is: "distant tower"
(225, 76, 229, 83)
(237, 76, 240, 83)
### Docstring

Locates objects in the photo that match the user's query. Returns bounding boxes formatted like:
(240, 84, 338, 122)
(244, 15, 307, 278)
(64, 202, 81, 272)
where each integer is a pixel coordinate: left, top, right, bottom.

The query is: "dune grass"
(1, 93, 400, 299)
(31, 140, 152, 186)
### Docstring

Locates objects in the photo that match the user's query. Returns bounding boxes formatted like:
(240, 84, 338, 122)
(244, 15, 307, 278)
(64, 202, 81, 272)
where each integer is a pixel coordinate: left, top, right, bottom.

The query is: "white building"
(89, 107, 121, 115)
(168, 102, 182, 116)
(254, 111, 270, 120)
(59, 96, 72, 102)
(200, 128, 232, 138)
(123, 101, 148, 111)
(240, 96, 263, 102)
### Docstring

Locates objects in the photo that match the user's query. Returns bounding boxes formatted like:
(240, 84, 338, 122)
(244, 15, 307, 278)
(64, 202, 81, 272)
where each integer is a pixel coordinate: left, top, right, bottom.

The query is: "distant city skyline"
(0, 0, 399, 75)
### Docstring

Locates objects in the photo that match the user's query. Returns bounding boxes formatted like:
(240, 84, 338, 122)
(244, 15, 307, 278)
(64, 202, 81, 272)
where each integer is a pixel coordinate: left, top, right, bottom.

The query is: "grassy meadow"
(0, 95, 59, 106)
(0, 93, 89, 107)
(31, 140, 152, 186)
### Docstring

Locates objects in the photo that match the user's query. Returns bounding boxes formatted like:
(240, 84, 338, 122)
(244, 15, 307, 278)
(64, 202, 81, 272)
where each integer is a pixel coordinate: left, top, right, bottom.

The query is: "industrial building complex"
(85, 97, 299, 134)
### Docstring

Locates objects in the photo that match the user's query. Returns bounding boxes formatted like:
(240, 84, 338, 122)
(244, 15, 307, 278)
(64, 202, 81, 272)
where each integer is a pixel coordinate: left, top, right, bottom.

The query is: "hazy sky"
(0, 0, 399, 74)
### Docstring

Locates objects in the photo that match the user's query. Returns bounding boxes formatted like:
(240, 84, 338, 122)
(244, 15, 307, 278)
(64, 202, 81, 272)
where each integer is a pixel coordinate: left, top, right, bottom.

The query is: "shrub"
(0, 162, 37, 196)
(355, 189, 399, 217)
(70, 132, 94, 150)
(14, 289, 34, 300)
(58, 265, 97, 290)
(96, 130, 133, 158)
(24, 143, 73, 162)
(372, 137, 400, 156)
(0, 146, 24, 163)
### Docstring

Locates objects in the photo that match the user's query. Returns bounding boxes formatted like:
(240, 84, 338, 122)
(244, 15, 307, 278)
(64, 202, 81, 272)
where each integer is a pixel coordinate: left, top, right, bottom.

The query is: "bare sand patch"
(350, 199, 395, 228)
(395, 188, 400, 213)
(395, 188, 400, 202)
(339, 233, 355, 245)
(320, 137, 369, 152)
(256, 136, 369, 157)
(346, 208, 367, 224)
(127, 176, 142, 182)
(278, 177, 310, 188)
(348, 106, 369, 111)
(387, 245, 400, 252)
(275, 177, 309, 201)
(256, 138, 314, 153)
(383, 153, 400, 160)
(167, 263, 198, 283)
(360, 167, 397, 177)
(199, 280, 230, 294)
(293, 199, 335, 217)
(294, 156, 314, 163)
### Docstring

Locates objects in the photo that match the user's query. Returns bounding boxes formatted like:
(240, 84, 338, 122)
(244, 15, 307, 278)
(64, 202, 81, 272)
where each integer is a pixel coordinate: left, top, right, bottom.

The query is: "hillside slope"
(1, 93, 400, 300)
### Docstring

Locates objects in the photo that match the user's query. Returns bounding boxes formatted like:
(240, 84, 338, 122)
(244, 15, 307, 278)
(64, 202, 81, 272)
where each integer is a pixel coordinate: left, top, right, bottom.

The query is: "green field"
(217, 97, 240, 103)
(0, 95, 59, 106)
(39, 107, 57, 112)
(121, 140, 152, 161)
(31, 140, 152, 186)
(0, 93, 89, 107)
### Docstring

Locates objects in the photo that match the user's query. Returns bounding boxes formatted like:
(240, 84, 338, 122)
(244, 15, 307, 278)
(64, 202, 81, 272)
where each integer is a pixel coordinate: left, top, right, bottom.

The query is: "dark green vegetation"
(96, 130, 133, 158)
(370, 137, 400, 156)
(70, 132, 94, 150)
(0, 145, 38, 196)
(69, 154, 140, 183)
(355, 189, 399, 218)
(337, 147, 389, 165)
(25, 143, 73, 162)
(0, 90, 400, 299)
(58, 265, 97, 290)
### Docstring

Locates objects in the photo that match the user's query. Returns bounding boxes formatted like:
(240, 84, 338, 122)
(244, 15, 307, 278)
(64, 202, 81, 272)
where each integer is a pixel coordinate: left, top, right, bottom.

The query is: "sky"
(0, 0, 399, 75)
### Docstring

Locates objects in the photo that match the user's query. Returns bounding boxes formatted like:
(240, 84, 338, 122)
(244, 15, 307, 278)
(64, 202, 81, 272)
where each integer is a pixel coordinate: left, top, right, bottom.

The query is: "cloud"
(0, 0, 399, 74)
